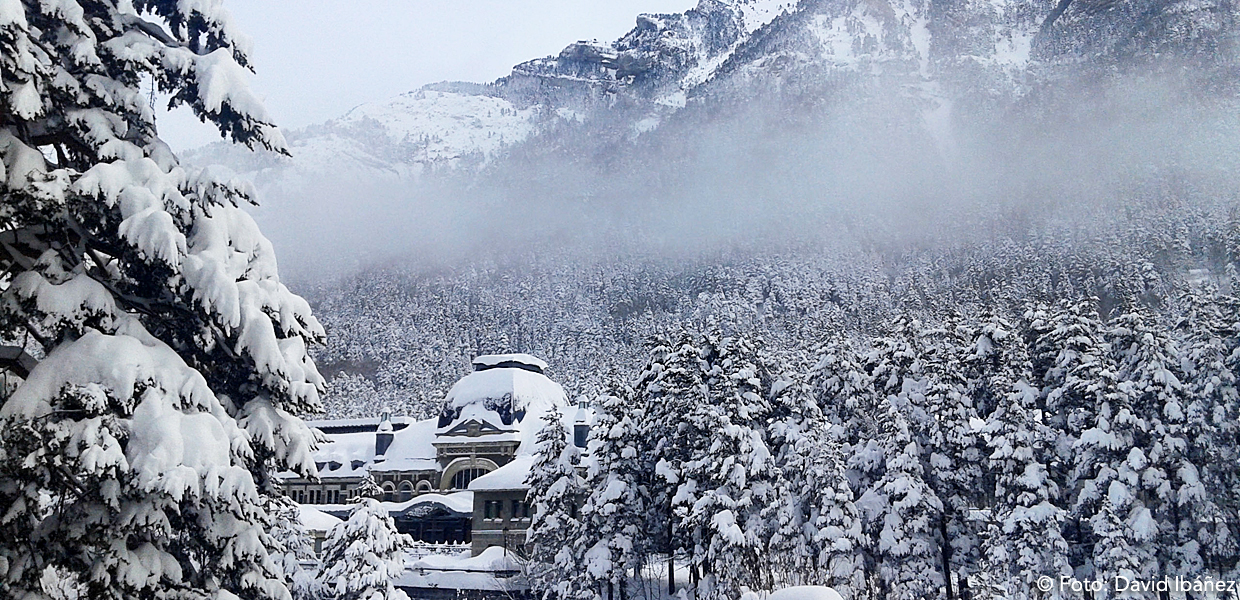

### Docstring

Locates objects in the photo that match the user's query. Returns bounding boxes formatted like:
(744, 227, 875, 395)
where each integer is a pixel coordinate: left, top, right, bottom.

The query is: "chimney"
(375, 410, 394, 458)
(573, 399, 590, 449)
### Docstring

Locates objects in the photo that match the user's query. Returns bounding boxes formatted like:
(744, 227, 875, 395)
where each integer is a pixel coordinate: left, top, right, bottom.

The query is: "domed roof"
(445, 365, 565, 411)
(436, 355, 568, 452)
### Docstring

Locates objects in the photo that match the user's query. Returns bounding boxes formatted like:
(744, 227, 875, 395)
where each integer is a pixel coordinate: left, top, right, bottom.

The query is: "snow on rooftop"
(376, 418, 438, 470)
(412, 545, 523, 572)
(309, 416, 438, 478)
(468, 455, 535, 492)
(305, 415, 413, 430)
(298, 505, 342, 532)
(471, 353, 548, 372)
(446, 367, 565, 411)
(398, 546, 526, 591)
(307, 491, 474, 516)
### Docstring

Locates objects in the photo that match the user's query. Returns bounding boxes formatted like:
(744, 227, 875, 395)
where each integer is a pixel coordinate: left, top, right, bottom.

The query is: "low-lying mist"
(256, 71, 1240, 283)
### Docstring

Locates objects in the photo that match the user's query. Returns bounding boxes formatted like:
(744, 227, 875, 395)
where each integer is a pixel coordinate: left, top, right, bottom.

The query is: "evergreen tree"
(1178, 289, 1240, 577)
(809, 337, 884, 595)
(980, 380, 1071, 599)
(1066, 310, 1155, 593)
(630, 330, 709, 595)
(355, 474, 383, 500)
(675, 332, 779, 600)
(270, 497, 319, 600)
(1108, 308, 1201, 581)
(769, 412, 866, 598)
(865, 401, 945, 600)
(0, 2, 322, 599)
(1025, 300, 1110, 570)
(527, 406, 590, 600)
(578, 391, 649, 600)
(315, 498, 412, 600)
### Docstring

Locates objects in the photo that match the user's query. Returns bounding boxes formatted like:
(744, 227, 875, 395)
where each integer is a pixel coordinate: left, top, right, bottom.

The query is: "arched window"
(416, 479, 432, 493)
(439, 457, 498, 491)
(450, 468, 487, 490)
(382, 482, 395, 502)
(398, 481, 414, 502)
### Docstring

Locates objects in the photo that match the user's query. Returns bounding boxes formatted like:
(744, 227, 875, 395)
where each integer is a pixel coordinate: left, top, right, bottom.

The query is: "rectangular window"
(512, 500, 530, 521)
(484, 500, 502, 520)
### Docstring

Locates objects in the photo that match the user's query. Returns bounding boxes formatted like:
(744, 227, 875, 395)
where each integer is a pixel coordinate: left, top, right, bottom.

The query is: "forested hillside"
(307, 185, 1240, 419)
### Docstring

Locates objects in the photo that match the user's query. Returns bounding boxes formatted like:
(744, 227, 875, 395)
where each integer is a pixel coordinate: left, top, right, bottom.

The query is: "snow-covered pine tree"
(1177, 289, 1240, 577)
(768, 408, 866, 598)
(270, 497, 319, 600)
(526, 406, 590, 600)
(1106, 308, 1199, 582)
(578, 391, 650, 600)
(917, 314, 985, 597)
(979, 379, 1071, 599)
(967, 310, 1072, 600)
(864, 400, 945, 600)
(805, 337, 883, 597)
(1024, 299, 1109, 569)
(0, 2, 323, 599)
(1068, 309, 1156, 594)
(630, 330, 708, 594)
(316, 498, 412, 600)
(675, 332, 779, 600)
(356, 473, 383, 500)
(860, 315, 967, 598)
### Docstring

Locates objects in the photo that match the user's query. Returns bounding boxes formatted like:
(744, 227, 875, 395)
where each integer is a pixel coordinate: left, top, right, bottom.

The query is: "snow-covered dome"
(436, 354, 568, 453)
(445, 365, 564, 411)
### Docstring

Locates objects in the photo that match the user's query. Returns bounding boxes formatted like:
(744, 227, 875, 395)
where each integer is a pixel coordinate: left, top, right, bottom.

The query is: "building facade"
(283, 354, 582, 554)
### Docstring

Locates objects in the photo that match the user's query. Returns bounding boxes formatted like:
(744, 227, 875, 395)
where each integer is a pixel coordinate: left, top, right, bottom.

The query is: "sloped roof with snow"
(298, 505, 342, 532)
(312, 491, 474, 517)
(469, 455, 536, 492)
(309, 415, 439, 479)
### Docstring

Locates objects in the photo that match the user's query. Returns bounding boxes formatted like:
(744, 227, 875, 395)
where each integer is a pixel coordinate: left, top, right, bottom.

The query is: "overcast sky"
(159, 0, 696, 150)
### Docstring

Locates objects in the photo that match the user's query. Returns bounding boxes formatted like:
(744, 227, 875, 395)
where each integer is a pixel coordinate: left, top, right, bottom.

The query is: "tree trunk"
(1037, 0, 1075, 38)
(668, 510, 676, 596)
(940, 516, 955, 600)
(668, 552, 676, 596)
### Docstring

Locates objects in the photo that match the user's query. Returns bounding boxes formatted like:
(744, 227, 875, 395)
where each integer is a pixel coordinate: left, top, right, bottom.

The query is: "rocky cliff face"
(184, 0, 1238, 227)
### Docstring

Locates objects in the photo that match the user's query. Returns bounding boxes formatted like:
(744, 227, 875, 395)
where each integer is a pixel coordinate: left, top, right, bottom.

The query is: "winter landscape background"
(2, 0, 1238, 598)
(188, 0, 1239, 420)
(187, 0, 1240, 593)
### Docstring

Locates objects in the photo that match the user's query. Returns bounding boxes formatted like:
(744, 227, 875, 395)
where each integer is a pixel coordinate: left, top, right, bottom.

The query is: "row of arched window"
(381, 479, 435, 502)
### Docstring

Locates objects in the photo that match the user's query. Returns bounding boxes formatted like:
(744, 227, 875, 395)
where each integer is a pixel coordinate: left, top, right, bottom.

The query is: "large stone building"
(283, 354, 584, 554)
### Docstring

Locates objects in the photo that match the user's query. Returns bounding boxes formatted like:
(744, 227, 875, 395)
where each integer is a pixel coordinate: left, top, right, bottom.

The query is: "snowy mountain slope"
(187, 0, 1235, 180)
(185, 86, 545, 192)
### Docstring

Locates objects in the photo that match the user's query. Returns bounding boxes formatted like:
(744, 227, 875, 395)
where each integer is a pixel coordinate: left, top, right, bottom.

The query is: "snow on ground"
(763, 587, 846, 600)
(738, 0, 796, 34)
(398, 546, 527, 592)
